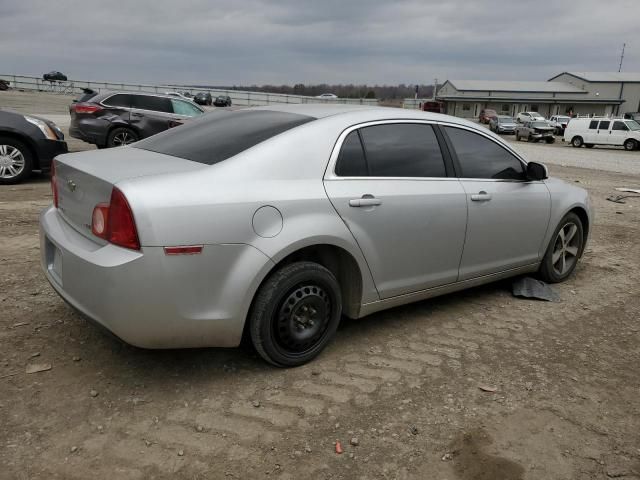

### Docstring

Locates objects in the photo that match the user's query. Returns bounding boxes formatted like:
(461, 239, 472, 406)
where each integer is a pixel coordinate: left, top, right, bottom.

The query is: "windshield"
(626, 120, 640, 131)
(498, 117, 514, 123)
(531, 122, 548, 128)
(134, 110, 315, 165)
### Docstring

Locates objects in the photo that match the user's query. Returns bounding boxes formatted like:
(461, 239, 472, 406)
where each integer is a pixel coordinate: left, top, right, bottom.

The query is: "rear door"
(323, 122, 468, 299)
(442, 125, 551, 280)
(595, 120, 611, 145)
(584, 119, 599, 143)
(129, 95, 178, 139)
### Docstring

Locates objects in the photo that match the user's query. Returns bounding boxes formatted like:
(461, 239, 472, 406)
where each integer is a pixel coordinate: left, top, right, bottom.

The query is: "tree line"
(190, 83, 438, 100)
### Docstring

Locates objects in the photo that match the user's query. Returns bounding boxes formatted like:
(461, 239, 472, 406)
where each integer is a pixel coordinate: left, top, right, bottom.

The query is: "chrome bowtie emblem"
(67, 179, 77, 192)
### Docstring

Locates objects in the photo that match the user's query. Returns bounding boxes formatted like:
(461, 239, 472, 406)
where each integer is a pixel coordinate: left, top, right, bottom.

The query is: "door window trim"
(324, 119, 457, 181)
(438, 122, 533, 183)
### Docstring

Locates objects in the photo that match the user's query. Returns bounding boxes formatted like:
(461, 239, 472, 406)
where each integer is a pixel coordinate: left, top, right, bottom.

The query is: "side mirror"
(526, 161, 548, 181)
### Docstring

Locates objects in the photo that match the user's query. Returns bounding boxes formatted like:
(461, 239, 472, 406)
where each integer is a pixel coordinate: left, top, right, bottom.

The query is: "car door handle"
(471, 191, 492, 202)
(349, 196, 382, 207)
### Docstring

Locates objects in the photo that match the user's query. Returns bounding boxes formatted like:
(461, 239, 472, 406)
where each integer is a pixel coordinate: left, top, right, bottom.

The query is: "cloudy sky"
(1, 0, 638, 86)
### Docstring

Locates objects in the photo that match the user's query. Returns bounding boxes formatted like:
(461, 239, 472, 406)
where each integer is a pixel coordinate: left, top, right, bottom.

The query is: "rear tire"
(624, 139, 637, 151)
(538, 212, 584, 283)
(106, 127, 138, 148)
(571, 136, 584, 148)
(249, 261, 342, 367)
(0, 136, 33, 185)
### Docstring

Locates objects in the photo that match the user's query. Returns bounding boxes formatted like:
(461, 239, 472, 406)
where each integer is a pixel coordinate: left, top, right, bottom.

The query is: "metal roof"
(551, 72, 640, 82)
(445, 80, 585, 93)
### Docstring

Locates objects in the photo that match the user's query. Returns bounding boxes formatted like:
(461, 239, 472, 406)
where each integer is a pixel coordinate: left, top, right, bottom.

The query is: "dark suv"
(69, 92, 205, 148)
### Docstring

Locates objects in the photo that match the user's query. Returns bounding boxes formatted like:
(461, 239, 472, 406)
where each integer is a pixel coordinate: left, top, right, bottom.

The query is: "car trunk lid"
(53, 147, 207, 241)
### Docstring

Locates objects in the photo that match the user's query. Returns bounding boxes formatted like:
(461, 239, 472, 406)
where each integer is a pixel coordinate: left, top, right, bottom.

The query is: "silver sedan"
(40, 105, 592, 366)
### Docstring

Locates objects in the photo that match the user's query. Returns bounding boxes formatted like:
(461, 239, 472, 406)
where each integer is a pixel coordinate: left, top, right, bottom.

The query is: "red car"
(479, 109, 498, 124)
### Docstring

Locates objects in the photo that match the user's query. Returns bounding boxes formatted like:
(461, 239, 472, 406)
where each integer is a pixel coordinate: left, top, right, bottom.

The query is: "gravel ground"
(1, 90, 640, 479)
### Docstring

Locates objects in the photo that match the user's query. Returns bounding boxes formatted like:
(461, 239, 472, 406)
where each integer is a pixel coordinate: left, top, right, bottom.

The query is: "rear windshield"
(134, 110, 315, 165)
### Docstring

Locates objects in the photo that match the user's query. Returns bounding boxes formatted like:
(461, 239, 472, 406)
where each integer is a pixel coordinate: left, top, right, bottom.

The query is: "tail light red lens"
(51, 161, 59, 208)
(73, 103, 103, 114)
(91, 188, 140, 250)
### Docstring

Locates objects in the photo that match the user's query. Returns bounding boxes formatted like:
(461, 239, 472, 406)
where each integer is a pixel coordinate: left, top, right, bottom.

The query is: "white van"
(564, 117, 640, 150)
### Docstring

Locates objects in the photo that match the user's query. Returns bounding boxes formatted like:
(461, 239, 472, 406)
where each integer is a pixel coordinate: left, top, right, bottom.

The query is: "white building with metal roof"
(434, 72, 639, 119)
(549, 72, 640, 117)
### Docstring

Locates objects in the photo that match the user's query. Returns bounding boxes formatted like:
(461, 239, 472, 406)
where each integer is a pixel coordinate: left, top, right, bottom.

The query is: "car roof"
(246, 104, 488, 132)
(93, 90, 190, 101)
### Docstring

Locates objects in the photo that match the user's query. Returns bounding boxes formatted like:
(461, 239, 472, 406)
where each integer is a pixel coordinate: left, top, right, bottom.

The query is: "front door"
(324, 123, 468, 299)
(442, 126, 551, 280)
(609, 120, 629, 146)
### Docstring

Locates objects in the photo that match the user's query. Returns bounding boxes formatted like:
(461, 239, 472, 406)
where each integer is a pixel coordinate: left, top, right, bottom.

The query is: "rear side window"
(598, 121, 610, 130)
(444, 127, 525, 180)
(335, 131, 367, 176)
(612, 121, 628, 131)
(358, 124, 446, 177)
(589, 120, 599, 129)
(132, 95, 172, 113)
(134, 110, 314, 165)
(102, 94, 132, 108)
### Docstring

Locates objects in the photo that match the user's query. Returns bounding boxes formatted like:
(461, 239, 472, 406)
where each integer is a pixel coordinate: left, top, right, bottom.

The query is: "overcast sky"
(1, 0, 638, 86)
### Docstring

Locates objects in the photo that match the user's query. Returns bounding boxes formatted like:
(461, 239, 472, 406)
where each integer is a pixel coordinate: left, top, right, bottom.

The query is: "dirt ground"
(1, 91, 640, 479)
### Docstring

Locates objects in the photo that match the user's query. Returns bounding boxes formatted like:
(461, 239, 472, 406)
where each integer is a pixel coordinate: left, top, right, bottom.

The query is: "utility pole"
(618, 43, 626, 72)
(433, 78, 438, 100)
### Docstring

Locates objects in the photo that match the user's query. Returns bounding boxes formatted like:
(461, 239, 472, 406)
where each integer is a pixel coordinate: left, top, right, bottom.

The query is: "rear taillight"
(73, 103, 103, 114)
(51, 161, 58, 208)
(91, 188, 140, 250)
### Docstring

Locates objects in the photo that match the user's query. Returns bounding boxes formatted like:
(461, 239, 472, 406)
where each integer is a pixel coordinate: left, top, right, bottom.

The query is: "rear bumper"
(40, 206, 273, 348)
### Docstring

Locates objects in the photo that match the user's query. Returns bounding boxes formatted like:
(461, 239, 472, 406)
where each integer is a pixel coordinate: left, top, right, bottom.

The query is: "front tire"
(249, 261, 342, 367)
(539, 213, 584, 283)
(571, 136, 584, 148)
(0, 137, 33, 185)
(624, 139, 637, 151)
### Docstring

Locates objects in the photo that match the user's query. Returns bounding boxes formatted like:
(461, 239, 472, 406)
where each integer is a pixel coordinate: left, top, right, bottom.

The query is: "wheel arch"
(250, 243, 365, 321)
(568, 206, 590, 253)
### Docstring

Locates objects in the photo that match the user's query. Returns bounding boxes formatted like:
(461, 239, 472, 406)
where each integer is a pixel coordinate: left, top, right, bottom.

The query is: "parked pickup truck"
(515, 121, 555, 143)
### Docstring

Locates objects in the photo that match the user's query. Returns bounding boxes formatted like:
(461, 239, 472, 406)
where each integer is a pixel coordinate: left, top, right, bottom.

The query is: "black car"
(193, 92, 213, 106)
(43, 71, 68, 82)
(0, 109, 67, 184)
(69, 91, 205, 148)
(214, 95, 232, 107)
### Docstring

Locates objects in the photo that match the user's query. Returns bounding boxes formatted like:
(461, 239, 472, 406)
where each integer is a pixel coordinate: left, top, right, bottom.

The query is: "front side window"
(598, 120, 610, 130)
(335, 131, 367, 176)
(444, 127, 525, 180)
(132, 95, 172, 113)
(612, 121, 628, 131)
(358, 124, 447, 177)
(171, 100, 203, 117)
(589, 120, 599, 129)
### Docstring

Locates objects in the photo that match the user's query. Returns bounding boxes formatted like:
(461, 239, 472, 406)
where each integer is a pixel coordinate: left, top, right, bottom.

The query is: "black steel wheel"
(249, 261, 342, 367)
